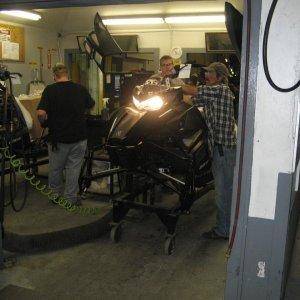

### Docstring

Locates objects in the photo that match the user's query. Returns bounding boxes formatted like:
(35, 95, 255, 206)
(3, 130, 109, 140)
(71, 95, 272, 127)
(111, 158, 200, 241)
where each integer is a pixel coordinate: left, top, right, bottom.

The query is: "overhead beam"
(0, 0, 194, 10)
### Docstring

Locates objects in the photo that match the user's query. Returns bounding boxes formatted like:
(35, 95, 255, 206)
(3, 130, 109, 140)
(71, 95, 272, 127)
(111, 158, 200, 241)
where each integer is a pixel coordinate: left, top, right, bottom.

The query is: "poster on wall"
(0, 28, 11, 42)
(2, 41, 20, 60)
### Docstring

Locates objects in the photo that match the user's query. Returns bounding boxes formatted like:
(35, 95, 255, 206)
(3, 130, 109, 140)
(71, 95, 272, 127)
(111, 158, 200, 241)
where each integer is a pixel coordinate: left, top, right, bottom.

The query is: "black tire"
(78, 158, 89, 194)
(164, 236, 175, 255)
(9, 159, 29, 212)
(4, 167, 16, 207)
(110, 224, 122, 243)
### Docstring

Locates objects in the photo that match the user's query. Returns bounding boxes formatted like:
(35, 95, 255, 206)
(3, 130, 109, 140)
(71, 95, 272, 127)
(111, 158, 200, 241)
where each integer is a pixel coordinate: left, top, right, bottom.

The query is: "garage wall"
(0, 23, 225, 94)
(136, 31, 207, 56)
(229, 0, 243, 12)
(0, 20, 59, 96)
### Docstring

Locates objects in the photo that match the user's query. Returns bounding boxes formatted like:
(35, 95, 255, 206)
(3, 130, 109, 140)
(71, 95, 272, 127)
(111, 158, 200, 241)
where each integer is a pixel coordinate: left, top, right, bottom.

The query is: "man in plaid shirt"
(194, 62, 237, 239)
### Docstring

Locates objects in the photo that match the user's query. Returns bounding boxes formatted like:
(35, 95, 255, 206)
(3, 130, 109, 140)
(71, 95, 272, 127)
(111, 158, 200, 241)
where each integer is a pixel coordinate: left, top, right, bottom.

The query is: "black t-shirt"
(37, 81, 95, 143)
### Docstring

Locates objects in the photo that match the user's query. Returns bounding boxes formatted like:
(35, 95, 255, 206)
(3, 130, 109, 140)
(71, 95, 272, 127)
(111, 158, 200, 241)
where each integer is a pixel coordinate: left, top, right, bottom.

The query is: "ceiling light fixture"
(0, 10, 41, 21)
(103, 18, 164, 26)
(165, 15, 225, 24)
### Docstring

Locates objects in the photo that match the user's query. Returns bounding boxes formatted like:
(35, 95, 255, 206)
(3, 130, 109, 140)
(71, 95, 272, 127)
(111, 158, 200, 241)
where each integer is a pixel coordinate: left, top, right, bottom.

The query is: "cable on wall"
(263, 0, 300, 92)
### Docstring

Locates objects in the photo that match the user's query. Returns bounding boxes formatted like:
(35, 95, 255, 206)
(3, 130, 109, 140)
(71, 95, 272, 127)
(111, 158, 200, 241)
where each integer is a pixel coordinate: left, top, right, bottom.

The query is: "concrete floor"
(0, 186, 231, 300)
(1, 169, 299, 299)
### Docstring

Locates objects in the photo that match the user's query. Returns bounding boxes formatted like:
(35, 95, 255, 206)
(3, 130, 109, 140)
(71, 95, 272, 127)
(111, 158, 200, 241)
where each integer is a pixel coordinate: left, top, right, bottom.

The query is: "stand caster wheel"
(110, 224, 122, 243)
(0, 257, 17, 270)
(164, 236, 175, 255)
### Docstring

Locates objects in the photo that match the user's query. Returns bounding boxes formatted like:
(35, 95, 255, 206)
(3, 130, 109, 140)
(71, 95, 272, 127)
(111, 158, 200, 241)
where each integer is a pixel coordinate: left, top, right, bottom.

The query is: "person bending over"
(37, 63, 95, 206)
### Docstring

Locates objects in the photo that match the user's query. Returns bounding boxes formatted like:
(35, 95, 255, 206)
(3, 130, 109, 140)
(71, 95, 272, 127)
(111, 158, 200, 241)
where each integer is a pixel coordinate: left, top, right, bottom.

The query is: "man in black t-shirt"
(37, 63, 94, 205)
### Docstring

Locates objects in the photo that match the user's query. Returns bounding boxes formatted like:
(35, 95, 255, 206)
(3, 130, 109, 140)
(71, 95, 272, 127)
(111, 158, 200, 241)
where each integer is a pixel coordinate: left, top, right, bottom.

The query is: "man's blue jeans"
(48, 140, 87, 204)
(211, 145, 236, 237)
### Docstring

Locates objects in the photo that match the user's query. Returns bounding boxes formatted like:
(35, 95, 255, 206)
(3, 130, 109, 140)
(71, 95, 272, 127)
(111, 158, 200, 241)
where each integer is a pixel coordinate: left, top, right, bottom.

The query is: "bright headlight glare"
(133, 96, 163, 111)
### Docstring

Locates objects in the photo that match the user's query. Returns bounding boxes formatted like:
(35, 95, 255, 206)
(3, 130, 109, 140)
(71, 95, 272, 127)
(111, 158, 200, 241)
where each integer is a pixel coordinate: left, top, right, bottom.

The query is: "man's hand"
(181, 84, 198, 96)
(183, 95, 194, 106)
(37, 109, 48, 127)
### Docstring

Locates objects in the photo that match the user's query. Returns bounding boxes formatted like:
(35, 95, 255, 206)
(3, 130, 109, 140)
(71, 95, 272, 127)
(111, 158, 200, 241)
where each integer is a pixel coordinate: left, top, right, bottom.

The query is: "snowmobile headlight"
(132, 95, 164, 111)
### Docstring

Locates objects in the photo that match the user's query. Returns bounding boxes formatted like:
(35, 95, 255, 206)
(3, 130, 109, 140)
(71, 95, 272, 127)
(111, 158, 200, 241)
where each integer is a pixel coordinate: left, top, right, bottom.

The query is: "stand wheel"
(110, 224, 122, 243)
(164, 236, 175, 255)
(0, 257, 17, 270)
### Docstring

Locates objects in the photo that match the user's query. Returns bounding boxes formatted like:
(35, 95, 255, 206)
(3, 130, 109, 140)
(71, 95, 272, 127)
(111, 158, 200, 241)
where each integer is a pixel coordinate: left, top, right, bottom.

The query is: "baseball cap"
(203, 62, 229, 78)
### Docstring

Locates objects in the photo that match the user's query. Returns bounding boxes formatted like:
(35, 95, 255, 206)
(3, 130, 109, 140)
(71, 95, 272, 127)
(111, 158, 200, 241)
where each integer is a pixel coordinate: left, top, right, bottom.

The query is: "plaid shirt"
(194, 84, 236, 150)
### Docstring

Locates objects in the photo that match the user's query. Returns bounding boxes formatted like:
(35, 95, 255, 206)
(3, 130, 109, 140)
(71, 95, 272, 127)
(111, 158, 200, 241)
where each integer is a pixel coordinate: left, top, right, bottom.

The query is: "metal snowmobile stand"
(110, 166, 213, 255)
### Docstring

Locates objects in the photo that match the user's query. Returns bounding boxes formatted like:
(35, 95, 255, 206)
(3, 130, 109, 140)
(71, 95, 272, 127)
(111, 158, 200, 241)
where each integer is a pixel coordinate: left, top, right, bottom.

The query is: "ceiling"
(0, 1, 243, 34)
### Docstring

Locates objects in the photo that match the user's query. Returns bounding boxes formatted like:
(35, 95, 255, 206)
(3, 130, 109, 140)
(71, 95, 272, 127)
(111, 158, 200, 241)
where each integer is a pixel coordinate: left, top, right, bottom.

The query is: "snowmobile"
(105, 79, 214, 254)
(80, 1, 244, 252)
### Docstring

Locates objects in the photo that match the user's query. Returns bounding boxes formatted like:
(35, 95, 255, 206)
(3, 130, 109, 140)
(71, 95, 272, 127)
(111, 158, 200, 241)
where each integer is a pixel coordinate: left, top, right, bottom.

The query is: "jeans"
(211, 145, 236, 237)
(48, 140, 87, 204)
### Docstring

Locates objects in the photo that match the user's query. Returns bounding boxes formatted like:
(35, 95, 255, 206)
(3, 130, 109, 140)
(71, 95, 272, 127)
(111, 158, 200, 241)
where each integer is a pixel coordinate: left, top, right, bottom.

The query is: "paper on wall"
(2, 41, 19, 60)
(0, 28, 11, 42)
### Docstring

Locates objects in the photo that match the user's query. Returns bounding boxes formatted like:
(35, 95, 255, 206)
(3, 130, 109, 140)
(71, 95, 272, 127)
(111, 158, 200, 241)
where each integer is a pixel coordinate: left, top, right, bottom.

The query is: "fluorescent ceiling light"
(0, 10, 41, 21)
(103, 18, 164, 26)
(165, 15, 225, 24)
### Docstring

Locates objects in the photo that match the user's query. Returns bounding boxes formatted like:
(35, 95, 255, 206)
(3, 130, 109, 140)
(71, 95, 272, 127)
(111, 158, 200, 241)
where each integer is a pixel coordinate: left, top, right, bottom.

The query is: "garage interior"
(0, 0, 299, 299)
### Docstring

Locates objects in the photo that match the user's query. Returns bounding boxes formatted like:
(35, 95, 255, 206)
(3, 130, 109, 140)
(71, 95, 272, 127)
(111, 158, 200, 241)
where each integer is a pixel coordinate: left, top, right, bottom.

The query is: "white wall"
(0, 20, 59, 96)
(248, 0, 300, 220)
(136, 30, 207, 56)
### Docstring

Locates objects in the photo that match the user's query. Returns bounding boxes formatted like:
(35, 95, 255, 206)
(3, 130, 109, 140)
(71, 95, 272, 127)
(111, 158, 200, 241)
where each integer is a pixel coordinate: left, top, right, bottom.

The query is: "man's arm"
(37, 87, 49, 128)
(169, 76, 198, 96)
(84, 88, 95, 110)
(37, 109, 48, 128)
(181, 84, 198, 96)
(183, 95, 194, 106)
